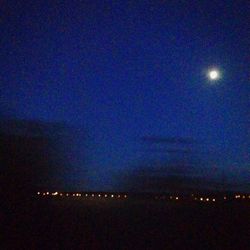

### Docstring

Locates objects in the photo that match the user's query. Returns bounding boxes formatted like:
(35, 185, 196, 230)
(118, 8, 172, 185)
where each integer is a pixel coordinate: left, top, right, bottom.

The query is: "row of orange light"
(170, 196, 179, 200)
(196, 195, 250, 201)
(155, 196, 179, 200)
(37, 192, 249, 201)
(235, 194, 250, 199)
(155, 196, 215, 201)
(194, 197, 216, 202)
(37, 192, 128, 199)
(156, 195, 250, 202)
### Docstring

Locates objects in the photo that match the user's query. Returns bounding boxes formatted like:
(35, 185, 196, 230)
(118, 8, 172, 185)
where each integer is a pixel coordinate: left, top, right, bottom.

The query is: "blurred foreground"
(3, 196, 250, 250)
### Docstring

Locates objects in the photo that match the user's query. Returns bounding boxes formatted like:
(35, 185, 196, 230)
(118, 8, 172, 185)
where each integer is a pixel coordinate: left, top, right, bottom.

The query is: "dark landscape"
(3, 194, 250, 250)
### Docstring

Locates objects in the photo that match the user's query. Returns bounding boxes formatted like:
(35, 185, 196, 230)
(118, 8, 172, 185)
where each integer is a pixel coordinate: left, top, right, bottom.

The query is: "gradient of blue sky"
(1, 1, 249, 189)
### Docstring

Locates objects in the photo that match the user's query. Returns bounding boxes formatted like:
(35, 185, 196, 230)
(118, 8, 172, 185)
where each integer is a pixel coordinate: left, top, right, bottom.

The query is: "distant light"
(209, 70, 219, 79)
(111, 194, 114, 198)
(118, 195, 120, 198)
(176, 197, 179, 200)
(104, 194, 107, 197)
(200, 198, 203, 201)
(79, 194, 82, 197)
(92, 194, 95, 197)
(46, 192, 49, 195)
(60, 193, 63, 196)
(85, 194, 88, 197)
(98, 194, 101, 197)
(66, 193, 69, 196)
(170, 196, 172, 199)
(224, 197, 227, 200)
(208, 69, 220, 81)
(212, 198, 216, 202)
(73, 194, 75, 196)
(43, 193, 46, 196)
(206, 198, 209, 201)
(242, 195, 245, 199)
(37, 192, 40, 195)
(124, 195, 127, 198)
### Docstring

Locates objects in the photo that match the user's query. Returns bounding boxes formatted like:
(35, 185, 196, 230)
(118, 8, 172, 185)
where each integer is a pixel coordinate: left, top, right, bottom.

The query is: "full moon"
(208, 69, 220, 81)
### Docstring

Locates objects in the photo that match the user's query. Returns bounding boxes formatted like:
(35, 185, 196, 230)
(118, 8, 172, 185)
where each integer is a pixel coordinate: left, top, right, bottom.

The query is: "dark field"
(3, 197, 250, 250)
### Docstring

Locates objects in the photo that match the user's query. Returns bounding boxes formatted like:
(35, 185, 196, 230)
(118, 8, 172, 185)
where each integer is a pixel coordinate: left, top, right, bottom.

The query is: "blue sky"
(1, 1, 249, 190)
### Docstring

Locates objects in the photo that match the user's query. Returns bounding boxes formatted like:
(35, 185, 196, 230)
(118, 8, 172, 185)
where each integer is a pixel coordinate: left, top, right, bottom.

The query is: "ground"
(3, 197, 250, 250)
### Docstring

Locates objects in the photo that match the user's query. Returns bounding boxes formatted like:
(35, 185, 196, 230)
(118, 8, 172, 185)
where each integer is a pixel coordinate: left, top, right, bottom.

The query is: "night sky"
(1, 1, 249, 190)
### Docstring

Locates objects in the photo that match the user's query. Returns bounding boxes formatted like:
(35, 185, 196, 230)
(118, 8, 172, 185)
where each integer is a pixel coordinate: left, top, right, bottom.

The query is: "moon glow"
(208, 69, 220, 81)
